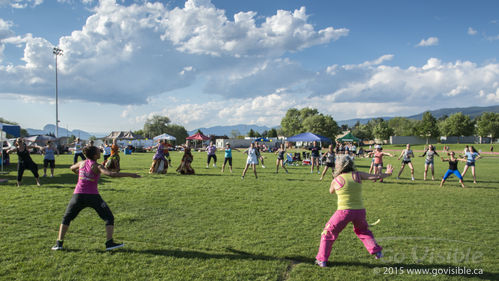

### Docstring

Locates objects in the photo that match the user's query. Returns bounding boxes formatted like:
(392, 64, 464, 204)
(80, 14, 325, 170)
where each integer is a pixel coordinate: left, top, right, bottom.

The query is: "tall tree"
(280, 108, 302, 136)
(165, 124, 188, 144)
(280, 107, 336, 138)
(133, 129, 144, 137)
(248, 129, 256, 138)
(143, 115, 171, 138)
(268, 128, 278, 138)
(351, 121, 372, 140)
(388, 117, 417, 136)
(415, 112, 440, 144)
(302, 114, 340, 140)
(439, 112, 475, 137)
(476, 112, 499, 143)
(372, 120, 393, 141)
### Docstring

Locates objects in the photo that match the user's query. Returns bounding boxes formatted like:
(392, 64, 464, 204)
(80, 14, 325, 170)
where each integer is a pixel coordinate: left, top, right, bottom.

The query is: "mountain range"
(26, 124, 94, 140)
(337, 105, 499, 127)
(26, 105, 499, 139)
(187, 124, 271, 136)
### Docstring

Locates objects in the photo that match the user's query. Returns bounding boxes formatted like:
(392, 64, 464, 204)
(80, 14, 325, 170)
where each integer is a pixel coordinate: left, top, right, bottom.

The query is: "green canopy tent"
(336, 132, 360, 143)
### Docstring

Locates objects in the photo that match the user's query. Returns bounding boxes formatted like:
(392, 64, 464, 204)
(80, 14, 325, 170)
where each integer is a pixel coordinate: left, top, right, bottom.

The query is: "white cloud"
(161, 3, 348, 57)
(486, 34, 499, 41)
(1, 0, 43, 8)
(308, 56, 499, 112)
(120, 53, 499, 129)
(416, 37, 439, 47)
(0, 0, 347, 104)
(467, 27, 477, 35)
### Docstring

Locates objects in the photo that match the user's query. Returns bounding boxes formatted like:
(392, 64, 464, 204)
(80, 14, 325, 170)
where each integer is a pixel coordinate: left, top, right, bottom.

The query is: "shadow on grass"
(123, 247, 498, 279)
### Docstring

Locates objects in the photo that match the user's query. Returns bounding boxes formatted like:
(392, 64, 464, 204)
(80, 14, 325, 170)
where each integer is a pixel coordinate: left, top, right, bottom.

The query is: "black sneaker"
(51, 240, 63, 251)
(105, 239, 124, 251)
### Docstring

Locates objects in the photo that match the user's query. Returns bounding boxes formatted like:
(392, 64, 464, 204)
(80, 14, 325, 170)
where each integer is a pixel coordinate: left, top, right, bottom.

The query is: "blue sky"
(1, 0, 498, 135)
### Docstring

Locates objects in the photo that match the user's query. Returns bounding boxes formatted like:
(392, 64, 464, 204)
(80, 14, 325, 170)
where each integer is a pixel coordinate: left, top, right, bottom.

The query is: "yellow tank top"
(334, 173, 364, 210)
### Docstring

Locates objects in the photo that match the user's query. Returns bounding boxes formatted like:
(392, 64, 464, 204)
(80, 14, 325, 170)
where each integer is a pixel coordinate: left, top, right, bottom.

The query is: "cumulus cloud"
(203, 58, 313, 98)
(0, 0, 347, 104)
(467, 27, 477, 35)
(309, 56, 499, 112)
(161, 3, 348, 57)
(125, 55, 499, 129)
(416, 36, 439, 47)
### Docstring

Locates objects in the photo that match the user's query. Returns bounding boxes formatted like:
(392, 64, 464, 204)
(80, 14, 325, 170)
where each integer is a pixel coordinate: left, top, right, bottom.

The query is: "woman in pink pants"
(315, 155, 393, 267)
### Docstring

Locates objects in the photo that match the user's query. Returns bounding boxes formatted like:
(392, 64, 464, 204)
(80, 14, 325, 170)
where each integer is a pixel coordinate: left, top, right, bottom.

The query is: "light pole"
(53, 47, 63, 138)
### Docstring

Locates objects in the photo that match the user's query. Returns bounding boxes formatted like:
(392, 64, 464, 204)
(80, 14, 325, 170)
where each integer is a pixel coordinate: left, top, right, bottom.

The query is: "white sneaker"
(262, 165, 266, 168)
(213, 164, 216, 168)
(411, 177, 415, 181)
(206, 165, 209, 168)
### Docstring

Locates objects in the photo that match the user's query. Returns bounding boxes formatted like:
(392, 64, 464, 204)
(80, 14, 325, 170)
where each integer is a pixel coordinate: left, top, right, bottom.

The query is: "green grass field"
(0, 144, 498, 280)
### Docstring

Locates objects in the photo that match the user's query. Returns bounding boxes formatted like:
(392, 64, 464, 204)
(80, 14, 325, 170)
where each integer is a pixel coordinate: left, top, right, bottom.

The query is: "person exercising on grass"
(397, 144, 415, 180)
(51, 146, 140, 251)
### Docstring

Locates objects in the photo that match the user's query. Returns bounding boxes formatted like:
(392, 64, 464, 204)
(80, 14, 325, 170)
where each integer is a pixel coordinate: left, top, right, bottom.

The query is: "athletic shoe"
(375, 251, 383, 259)
(262, 165, 266, 168)
(317, 171, 320, 174)
(396, 177, 400, 180)
(42, 174, 47, 178)
(105, 239, 124, 251)
(411, 177, 415, 181)
(51, 240, 63, 251)
(285, 170, 289, 174)
(241, 176, 244, 180)
(315, 260, 327, 267)
(213, 164, 216, 168)
(206, 165, 209, 168)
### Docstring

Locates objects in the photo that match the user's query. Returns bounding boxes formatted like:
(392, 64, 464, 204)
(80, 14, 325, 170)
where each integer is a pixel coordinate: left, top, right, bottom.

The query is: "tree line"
(4, 109, 497, 143)
(279, 108, 499, 143)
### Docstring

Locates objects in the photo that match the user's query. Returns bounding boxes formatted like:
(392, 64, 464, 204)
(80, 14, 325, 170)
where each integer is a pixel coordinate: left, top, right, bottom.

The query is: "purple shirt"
(153, 144, 165, 160)
(207, 145, 216, 155)
(74, 160, 100, 194)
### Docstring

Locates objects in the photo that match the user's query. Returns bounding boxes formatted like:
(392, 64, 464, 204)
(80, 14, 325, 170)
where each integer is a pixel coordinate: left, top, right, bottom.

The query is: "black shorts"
(43, 159, 55, 168)
(326, 162, 334, 168)
(62, 193, 114, 226)
(207, 154, 217, 164)
(224, 157, 232, 166)
(17, 161, 39, 181)
(402, 160, 412, 165)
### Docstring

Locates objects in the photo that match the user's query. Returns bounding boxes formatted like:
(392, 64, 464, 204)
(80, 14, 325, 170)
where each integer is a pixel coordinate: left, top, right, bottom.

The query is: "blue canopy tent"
(0, 123, 21, 173)
(254, 137, 270, 142)
(0, 123, 21, 137)
(286, 132, 331, 143)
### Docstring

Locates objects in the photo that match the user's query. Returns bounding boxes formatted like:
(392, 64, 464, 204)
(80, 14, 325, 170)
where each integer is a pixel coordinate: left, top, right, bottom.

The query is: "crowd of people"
(1, 137, 486, 262)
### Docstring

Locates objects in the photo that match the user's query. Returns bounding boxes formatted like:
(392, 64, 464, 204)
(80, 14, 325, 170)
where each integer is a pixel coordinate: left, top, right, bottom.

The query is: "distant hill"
(26, 124, 94, 140)
(338, 105, 499, 127)
(188, 124, 272, 136)
(407, 105, 499, 120)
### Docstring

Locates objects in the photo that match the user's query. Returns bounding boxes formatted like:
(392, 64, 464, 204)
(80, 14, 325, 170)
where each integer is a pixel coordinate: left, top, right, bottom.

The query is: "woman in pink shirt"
(51, 146, 140, 251)
(371, 146, 393, 182)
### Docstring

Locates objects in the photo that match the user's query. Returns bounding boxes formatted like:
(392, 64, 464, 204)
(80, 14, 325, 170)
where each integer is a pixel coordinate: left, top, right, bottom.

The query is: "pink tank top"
(374, 152, 384, 164)
(74, 160, 100, 194)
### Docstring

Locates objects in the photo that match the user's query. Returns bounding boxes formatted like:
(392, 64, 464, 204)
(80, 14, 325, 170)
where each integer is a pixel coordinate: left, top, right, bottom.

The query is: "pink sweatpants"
(316, 209, 382, 262)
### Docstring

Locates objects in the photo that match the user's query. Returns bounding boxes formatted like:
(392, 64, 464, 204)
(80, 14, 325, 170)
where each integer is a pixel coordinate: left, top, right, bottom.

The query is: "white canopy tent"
(153, 133, 176, 141)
